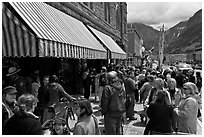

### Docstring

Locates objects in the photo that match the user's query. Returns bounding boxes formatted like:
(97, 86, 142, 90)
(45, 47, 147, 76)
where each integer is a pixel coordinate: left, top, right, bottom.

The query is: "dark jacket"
(144, 102, 174, 134)
(14, 76, 32, 98)
(124, 77, 136, 95)
(37, 85, 49, 110)
(101, 84, 126, 118)
(99, 72, 108, 86)
(3, 111, 43, 135)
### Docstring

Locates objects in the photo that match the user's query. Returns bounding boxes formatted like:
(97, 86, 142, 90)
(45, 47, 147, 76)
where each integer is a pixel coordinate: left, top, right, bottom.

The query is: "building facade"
(185, 42, 202, 64)
(127, 29, 143, 67)
(2, 2, 127, 95)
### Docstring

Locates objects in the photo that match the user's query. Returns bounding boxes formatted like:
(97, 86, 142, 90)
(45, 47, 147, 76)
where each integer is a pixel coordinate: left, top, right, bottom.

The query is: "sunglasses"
(183, 87, 189, 90)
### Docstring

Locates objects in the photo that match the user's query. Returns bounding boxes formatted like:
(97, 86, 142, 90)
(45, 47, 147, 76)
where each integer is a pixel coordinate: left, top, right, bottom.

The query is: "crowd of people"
(98, 64, 202, 135)
(2, 63, 202, 135)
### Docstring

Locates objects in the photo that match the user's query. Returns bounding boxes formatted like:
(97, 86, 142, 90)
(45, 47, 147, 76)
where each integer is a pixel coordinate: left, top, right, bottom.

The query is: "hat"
(6, 67, 21, 76)
(101, 66, 107, 70)
(54, 118, 66, 125)
(108, 71, 117, 79)
(3, 86, 17, 94)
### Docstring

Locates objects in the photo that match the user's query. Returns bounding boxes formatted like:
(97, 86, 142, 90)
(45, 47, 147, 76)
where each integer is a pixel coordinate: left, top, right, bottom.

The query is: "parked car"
(178, 63, 193, 71)
(194, 64, 202, 70)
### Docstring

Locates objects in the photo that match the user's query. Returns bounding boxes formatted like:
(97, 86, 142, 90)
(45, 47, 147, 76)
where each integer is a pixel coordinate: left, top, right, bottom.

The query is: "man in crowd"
(124, 70, 137, 120)
(98, 67, 108, 107)
(101, 71, 126, 135)
(6, 67, 32, 98)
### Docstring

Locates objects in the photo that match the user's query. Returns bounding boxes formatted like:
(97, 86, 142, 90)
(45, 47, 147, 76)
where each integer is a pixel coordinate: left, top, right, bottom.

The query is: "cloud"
(127, 2, 202, 29)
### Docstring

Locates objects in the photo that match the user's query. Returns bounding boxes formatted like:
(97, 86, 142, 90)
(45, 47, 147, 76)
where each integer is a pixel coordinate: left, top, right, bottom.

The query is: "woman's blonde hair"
(183, 82, 198, 95)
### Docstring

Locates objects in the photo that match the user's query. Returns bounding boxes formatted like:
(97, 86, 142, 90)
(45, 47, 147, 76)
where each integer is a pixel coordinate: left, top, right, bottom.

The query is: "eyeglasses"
(183, 87, 189, 90)
(8, 93, 17, 95)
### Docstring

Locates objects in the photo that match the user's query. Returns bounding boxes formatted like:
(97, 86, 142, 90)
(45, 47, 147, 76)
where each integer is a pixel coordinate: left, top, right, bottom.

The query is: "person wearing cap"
(101, 71, 126, 135)
(2, 86, 18, 124)
(2, 94, 43, 135)
(53, 118, 70, 135)
(174, 82, 199, 134)
(6, 67, 32, 98)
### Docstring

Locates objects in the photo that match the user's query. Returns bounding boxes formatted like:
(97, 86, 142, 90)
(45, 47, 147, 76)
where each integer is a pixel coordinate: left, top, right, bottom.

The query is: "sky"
(127, 1, 202, 30)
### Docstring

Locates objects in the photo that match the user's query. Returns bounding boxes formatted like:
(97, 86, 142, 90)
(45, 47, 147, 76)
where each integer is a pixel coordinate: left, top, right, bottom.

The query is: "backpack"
(107, 85, 126, 113)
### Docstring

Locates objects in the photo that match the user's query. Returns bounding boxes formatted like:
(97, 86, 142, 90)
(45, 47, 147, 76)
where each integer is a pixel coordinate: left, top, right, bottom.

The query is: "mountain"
(164, 9, 202, 54)
(127, 23, 160, 54)
(127, 9, 202, 54)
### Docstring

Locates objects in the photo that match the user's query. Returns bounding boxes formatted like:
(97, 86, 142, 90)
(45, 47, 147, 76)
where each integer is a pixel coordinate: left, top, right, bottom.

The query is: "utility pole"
(158, 24, 165, 71)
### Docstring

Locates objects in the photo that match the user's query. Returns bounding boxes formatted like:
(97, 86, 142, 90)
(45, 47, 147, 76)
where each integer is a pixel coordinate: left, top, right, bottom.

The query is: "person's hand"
(71, 97, 76, 102)
(174, 107, 179, 115)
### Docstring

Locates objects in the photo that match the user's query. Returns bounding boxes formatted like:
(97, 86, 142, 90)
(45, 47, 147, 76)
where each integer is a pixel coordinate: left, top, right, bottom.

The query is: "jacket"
(145, 102, 174, 134)
(3, 111, 43, 135)
(176, 97, 198, 134)
(101, 83, 126, 118)
(124, 77, 136, 95)
(73, 114, 100, 135)
(2, 101, 15, 124)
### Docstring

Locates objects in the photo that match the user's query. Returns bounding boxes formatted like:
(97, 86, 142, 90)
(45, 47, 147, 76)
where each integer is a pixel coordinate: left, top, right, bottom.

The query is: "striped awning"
(87, 26, 126, 59)
(2, 3, 37, 57)
(7, 2, 107, 59)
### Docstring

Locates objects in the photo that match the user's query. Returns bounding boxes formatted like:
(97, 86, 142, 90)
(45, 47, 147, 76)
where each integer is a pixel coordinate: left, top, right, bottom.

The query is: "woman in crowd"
(137, 74, 146, 103)
(174, 82, 199, 134)
(139, 75, 154, 105)
(144, 90, 175, 135)
(2, 86, 18, 124)
(166, 78, 182, 107)
(43, 75, 76, 122)
(73, 98, 100, 135)
(3, 94, 43, 135)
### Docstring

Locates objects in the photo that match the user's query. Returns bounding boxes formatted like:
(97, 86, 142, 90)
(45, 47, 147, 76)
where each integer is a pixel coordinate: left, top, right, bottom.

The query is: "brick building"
(127, 29, 143, 66)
